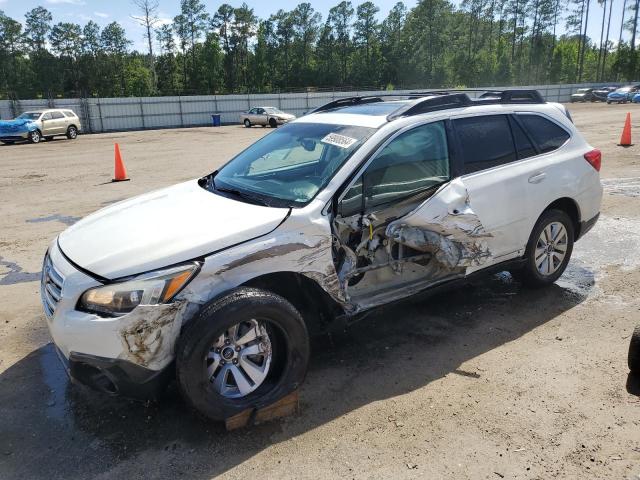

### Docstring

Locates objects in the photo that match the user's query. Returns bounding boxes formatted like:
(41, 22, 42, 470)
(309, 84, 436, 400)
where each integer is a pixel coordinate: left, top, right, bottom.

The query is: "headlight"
(78, 263, 199, 316)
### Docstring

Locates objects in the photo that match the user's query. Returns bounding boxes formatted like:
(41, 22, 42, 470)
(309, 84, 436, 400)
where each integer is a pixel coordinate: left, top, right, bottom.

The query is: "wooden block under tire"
(225, 390, 299, 431)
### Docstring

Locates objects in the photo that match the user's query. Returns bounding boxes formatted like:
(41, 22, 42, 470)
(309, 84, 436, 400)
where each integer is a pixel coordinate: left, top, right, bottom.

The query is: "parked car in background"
(239, 107, 296, 128)
(570, 88, 594, 102)
(591, 86, 617, 102)
(41, 89, 602, 422)
(0, 109, 81, 145)
(607, 86, 640, 104)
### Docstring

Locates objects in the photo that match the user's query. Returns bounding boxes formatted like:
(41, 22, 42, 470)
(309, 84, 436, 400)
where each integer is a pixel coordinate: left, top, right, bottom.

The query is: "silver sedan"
(239, 106, 296, 128)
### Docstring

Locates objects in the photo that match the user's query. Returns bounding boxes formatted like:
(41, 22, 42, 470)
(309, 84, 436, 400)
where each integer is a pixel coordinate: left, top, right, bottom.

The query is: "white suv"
(41, 90, 602, 421)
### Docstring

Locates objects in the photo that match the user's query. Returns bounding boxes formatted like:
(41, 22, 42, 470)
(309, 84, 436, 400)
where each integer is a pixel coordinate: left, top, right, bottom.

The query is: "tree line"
(2, 0, 640, 99)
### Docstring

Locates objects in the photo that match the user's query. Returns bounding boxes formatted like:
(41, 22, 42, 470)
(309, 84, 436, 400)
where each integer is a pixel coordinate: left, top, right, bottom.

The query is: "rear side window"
(63, 110, 75, 118)
(509, 117, 536, 159)
(454, 115, 516, 174)
(51, 111, 64, 119)
(518, 114, 570, 153)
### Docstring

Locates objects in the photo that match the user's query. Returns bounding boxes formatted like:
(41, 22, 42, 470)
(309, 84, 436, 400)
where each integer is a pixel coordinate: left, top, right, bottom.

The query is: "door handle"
(528, 172, 546, 184)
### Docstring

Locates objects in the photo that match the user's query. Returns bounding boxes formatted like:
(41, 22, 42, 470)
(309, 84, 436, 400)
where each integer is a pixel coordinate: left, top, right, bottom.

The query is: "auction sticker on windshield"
(321, 133, 358, 149)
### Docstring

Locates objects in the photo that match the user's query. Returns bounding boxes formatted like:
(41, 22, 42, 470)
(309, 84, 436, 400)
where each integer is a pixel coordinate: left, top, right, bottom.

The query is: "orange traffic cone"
(112, 143, 130, 182)
(619, 113, 633, 146)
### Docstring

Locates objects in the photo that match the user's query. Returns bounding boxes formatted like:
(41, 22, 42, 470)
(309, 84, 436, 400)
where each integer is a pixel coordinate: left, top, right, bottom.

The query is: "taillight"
(584, 149, 601, 171)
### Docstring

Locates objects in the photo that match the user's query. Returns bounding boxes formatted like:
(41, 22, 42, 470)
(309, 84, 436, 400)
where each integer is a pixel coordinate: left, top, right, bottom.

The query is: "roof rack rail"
(307, 96, 385, 114)
(387, 93, 472, 120)
(387, 89, 545, 120)
(306, 91, 452, 114)
(306, 88, 545, 119)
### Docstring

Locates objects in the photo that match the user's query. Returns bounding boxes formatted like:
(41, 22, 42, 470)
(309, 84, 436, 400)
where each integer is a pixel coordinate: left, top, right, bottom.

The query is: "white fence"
(0, 82, 617, 134)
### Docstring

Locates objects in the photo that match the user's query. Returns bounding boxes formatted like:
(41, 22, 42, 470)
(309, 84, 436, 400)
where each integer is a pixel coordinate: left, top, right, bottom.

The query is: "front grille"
(41, 254, 64, 318)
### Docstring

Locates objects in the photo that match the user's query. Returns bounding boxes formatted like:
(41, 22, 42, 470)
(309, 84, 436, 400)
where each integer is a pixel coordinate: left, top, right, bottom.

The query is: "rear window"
(454, 115, 516, 174)
(518, 114, 570, 153)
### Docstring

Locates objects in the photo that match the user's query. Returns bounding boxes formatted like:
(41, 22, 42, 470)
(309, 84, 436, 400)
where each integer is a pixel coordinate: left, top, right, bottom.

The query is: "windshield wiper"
(215, 186, 271, 207)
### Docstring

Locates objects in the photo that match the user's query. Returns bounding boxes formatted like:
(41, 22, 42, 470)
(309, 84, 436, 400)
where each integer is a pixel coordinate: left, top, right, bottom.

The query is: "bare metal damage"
(118, 302, 187, 370)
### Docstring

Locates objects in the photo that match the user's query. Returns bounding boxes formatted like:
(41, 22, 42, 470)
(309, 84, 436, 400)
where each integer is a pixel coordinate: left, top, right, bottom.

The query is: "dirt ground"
(0, 103, 639, 480)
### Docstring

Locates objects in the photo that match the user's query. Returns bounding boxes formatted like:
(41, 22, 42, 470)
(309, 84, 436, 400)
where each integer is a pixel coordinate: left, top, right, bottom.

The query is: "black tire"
(629, 325, 640, 373)
(28, 130, 41, 144)
(607, 100, 612, 104)
(269, 118, 277, 128)
(66, 125, 78, 140)
(243, 119, 251, 128)
(176, 287, 310, 422)
(517, 209, 575, 288)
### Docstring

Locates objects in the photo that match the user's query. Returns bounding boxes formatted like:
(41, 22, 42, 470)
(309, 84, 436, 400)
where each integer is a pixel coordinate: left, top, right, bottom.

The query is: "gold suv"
(0, 109, 82, 144)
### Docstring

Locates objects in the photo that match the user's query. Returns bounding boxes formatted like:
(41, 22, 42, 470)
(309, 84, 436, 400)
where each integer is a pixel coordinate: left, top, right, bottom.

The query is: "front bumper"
(41, 240, 184, 397)
(68, 351, 172, 399)
(0, 133, 29, 141)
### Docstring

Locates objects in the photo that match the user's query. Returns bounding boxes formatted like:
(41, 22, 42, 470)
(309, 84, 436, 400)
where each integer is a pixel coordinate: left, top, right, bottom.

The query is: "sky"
(0, 0, 629, 52)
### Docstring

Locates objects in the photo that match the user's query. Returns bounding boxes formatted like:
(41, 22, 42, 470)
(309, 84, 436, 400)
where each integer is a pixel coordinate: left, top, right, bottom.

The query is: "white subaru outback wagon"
(42, 90, 602, 421)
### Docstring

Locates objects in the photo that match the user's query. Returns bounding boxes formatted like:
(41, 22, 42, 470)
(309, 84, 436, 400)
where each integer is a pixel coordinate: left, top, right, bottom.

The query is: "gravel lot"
(1, 103, 639, 479)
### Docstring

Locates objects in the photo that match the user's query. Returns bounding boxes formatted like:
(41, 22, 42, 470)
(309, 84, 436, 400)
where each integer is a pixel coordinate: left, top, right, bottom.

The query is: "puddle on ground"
(559, 214, 640, 299)
(601, 177, 640, 197)
(26, 214, 80, 226)
(0, 257, 40, 285)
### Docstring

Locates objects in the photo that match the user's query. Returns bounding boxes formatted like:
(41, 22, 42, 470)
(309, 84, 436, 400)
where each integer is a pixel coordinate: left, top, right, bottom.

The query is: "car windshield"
(211, 122, 375, 206)
(617, 87, 632, 92)
(17, 112, 41, 120)
(264, 108, 283, 114)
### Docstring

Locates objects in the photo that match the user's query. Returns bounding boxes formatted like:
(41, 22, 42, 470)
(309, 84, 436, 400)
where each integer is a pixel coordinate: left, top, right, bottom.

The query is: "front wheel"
(176, 287, 310, 422)
(243, 119, 251, 128)
(66, 126, 78, 140)
(629, 325, 640, 373)
(269, 118, 277, 128)
(28, 130, 41, 144)
(517, 209, 574, 288)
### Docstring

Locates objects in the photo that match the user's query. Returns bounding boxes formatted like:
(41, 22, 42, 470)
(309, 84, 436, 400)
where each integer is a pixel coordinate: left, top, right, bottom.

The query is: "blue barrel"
(211, 114, 221, 127)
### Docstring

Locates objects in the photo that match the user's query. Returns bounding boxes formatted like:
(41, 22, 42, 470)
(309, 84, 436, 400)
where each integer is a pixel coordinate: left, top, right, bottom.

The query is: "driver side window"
(340, 121, 450, 216)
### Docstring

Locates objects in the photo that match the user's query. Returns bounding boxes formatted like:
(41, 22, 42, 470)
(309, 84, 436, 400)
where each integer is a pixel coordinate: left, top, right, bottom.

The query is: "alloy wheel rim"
(535, 221, 568, 276)
(69, 128, 77, 138)
(206, 319, 272, 398)
(32, 132, 40, 142)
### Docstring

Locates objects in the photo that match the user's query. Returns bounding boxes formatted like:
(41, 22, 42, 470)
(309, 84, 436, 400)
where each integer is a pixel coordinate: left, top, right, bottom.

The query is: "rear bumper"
(67, 350, 172, 400)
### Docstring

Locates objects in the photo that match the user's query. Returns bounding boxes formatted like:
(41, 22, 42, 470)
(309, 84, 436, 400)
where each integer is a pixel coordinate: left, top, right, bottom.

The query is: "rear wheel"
(244, 119, 251, 128)
(176, 287, 310, 422)
(66, 126, 78, 140)
(517, 209, 574, 288)
(28, 130, 41, 144)
(269, 118, 277, 128)
(629, 325, 640, 373)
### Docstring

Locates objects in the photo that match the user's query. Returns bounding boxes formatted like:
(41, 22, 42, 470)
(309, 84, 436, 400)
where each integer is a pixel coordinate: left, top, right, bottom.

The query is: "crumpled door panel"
(386, 178, 493, 269)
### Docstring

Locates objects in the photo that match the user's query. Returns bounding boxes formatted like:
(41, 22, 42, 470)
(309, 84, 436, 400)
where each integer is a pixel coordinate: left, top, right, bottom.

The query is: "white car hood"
(58, 180, 289, 279)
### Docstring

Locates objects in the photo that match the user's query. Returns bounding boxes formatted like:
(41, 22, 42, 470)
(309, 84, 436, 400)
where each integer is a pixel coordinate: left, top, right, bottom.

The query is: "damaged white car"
(41, 90, 602, 421)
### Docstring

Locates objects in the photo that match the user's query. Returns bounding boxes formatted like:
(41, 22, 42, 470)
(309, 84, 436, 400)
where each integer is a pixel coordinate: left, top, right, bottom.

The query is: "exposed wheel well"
(543, 197, 580, 238)
(242, 272, 344, 336)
